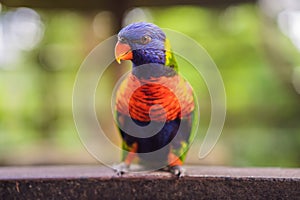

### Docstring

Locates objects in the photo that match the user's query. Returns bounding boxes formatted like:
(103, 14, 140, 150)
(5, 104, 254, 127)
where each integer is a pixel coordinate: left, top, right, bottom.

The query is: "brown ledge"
(0, 165, 299, 199)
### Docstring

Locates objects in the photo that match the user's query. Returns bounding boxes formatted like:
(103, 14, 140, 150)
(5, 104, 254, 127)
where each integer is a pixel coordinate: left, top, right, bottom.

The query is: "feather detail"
(116, 73, 194, 122)
(164, 39, 178, 71)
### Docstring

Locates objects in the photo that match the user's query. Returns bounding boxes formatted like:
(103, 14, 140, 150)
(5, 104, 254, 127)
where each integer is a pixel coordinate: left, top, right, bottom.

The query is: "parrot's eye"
(140, 35, 151, 45)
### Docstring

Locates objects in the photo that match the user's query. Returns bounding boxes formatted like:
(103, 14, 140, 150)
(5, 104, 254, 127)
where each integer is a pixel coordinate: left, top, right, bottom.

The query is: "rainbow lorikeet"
(114, 22, 195, 176)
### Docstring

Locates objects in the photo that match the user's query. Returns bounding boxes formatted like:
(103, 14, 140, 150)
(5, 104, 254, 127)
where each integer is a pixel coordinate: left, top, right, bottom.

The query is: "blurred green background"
(0, 1, 299, 167)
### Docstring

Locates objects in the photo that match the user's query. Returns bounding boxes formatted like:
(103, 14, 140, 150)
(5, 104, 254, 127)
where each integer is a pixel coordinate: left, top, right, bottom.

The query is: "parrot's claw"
(113, 162, 129, 176)
(170, 165, 185, 177)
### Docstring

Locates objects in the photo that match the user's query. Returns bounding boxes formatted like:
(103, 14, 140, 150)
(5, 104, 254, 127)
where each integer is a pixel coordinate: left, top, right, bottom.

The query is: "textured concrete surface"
(0, 165, 299, 199)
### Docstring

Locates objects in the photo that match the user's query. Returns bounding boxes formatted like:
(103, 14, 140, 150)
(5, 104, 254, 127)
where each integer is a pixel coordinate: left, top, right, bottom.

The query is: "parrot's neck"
(132, 64, 177, 79)
(131, 48, 177, 79)
(132, 48, 165, 66)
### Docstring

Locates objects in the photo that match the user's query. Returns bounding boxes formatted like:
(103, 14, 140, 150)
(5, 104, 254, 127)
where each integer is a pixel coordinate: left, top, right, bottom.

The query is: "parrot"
(114, 22, 195, 176)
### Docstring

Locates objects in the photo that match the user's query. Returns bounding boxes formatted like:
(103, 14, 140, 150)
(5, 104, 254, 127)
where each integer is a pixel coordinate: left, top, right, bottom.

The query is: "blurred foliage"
(0, 4, 299, 167)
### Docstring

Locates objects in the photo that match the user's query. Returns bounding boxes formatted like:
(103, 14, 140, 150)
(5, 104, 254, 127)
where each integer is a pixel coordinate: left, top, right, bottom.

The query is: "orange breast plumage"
(116, 74, 194, 122)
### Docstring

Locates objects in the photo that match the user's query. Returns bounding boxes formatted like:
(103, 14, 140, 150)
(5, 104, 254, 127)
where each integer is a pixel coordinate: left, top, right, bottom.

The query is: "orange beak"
(115, 41, 133, 64)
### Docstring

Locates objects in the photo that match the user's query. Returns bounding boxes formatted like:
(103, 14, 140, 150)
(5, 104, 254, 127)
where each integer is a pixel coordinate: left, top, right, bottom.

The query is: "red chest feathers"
(116, 74, 194, 122)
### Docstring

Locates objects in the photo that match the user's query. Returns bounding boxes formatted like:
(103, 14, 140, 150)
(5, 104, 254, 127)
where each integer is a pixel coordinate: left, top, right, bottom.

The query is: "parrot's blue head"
(115, 22, 175, 68)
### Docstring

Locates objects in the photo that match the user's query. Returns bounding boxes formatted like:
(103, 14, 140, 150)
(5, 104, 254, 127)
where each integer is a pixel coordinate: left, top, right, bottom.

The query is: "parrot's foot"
(113, 162, 129, 176)
(169, 165, 185, 177)
(160, 165, 185, 177)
